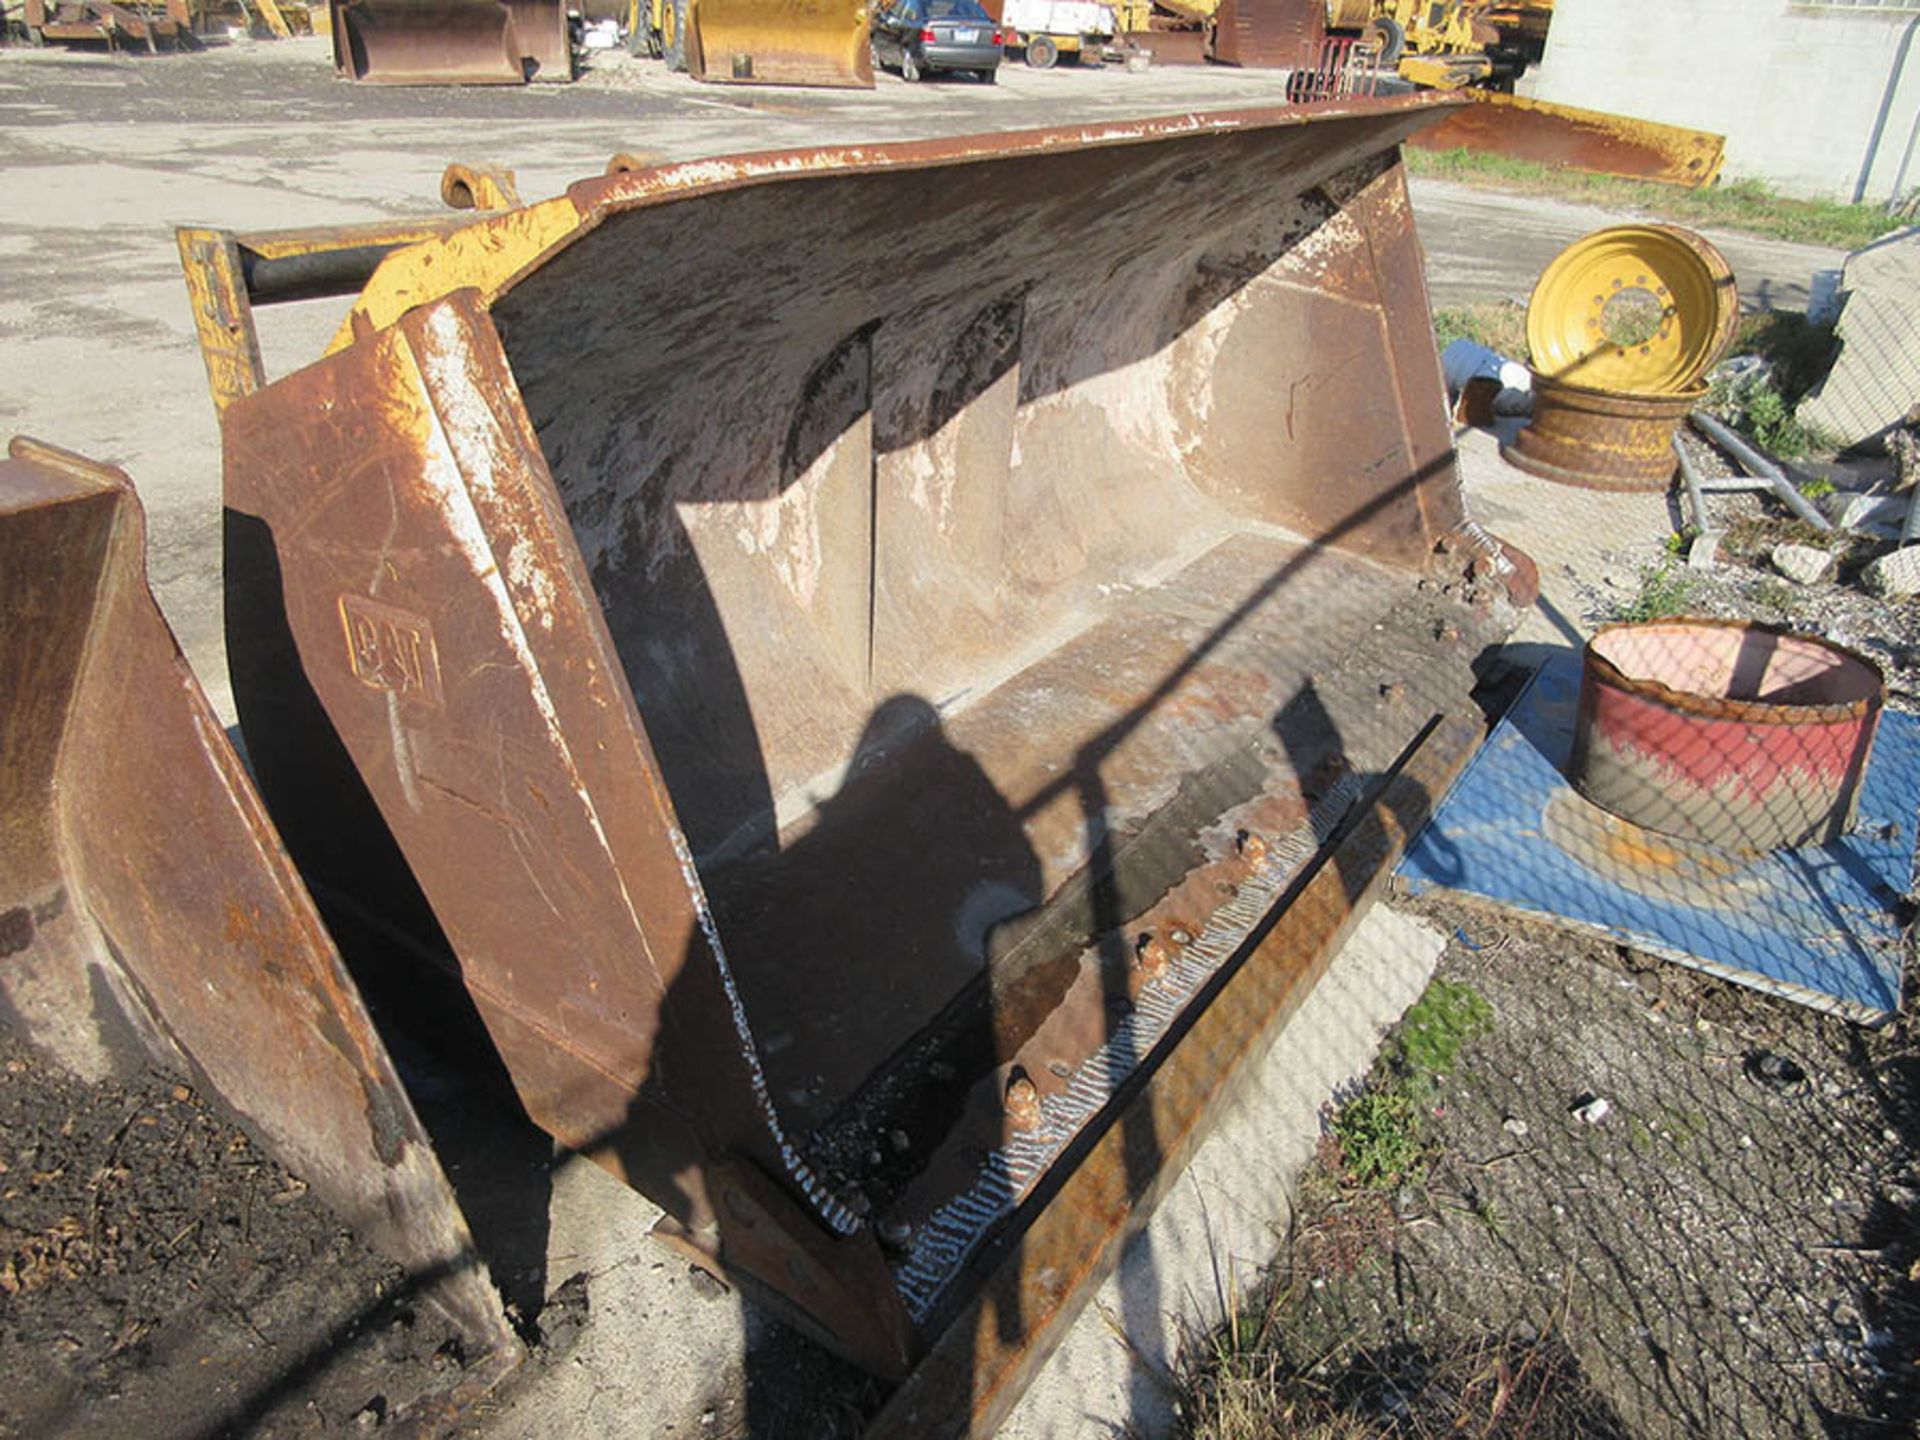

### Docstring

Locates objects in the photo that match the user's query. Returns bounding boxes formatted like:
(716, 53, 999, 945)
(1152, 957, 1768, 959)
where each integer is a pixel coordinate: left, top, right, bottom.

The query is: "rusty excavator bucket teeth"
(329, 0, 570, 84)
(0, 439, 517, 1377)
(212, 100, 1529, 1427)
(1408, 90, 1727, 189)
(686, 0, 873, 86)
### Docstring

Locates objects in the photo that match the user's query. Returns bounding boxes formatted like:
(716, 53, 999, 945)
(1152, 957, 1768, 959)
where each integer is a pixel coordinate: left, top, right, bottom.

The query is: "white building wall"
(1524, 0, 1920, 202)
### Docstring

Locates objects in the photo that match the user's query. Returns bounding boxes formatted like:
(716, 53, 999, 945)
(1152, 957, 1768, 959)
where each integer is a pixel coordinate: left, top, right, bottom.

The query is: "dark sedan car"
(871, 0, 1002, 82)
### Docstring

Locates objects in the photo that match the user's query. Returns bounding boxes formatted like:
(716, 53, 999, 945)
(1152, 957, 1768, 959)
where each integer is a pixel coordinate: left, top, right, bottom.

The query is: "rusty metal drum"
(1568, 619, 1884, 853)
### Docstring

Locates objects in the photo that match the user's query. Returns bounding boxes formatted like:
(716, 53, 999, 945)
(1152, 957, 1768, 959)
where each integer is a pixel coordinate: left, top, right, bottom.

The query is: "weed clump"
(1618, 562, 1700, 623)
(1330, 977, 1492, 1192)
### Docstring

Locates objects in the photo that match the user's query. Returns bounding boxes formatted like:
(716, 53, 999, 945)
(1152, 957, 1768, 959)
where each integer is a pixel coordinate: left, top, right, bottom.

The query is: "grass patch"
(1729, 311, 1839, 410)
(1618, 561, 1700, 622)
(1407, 147, 1904, 251)
(1330, 977, 1492, 1193)
(1179, 972, 1628, 1438)
(1188, 1325, 1622, 1440)
(1705, 368, 1835, 460)
(1434, 300, 1530, 364)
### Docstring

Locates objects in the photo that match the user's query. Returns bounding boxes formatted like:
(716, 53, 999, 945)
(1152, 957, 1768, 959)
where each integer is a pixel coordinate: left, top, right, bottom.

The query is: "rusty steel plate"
(1208, 0, 1322, 68)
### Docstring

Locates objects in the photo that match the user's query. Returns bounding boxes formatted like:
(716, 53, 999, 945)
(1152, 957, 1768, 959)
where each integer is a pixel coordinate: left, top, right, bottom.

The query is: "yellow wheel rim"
(1525, 225, 1738, 394)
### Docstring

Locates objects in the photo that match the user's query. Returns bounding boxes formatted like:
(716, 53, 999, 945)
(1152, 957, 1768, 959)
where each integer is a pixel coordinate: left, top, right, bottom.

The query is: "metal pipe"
(241, 244, 412, 305)
(1689, 410, 1833, 532)
(1672, 435, 1710, 532)
(1856, 15, 1920, 206)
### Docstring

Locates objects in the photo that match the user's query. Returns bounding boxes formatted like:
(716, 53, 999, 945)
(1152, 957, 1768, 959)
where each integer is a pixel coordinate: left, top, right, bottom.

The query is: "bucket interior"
(485, 122, 1462, 1248)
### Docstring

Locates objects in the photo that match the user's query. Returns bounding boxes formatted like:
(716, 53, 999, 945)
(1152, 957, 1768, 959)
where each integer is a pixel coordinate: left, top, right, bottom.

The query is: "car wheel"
(1025, 33, 1056, 68)
(979, 65, 996, 83)
(900, 47, 920, 81)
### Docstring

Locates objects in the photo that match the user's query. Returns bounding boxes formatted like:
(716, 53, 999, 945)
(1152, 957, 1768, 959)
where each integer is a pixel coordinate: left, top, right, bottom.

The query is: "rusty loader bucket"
(329, 0, 571, 83)
(0, 439, 516, 1376)
(209, 102, 1528, 1430)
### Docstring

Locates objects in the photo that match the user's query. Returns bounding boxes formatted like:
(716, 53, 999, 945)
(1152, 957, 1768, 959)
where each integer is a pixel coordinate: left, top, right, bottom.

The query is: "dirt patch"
(0, 1025, 477, 1438)
(1183, 907, 1920, 1438)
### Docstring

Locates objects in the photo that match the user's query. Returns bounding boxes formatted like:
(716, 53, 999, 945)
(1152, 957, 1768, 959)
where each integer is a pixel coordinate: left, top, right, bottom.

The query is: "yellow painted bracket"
(177, 163, 532, 421)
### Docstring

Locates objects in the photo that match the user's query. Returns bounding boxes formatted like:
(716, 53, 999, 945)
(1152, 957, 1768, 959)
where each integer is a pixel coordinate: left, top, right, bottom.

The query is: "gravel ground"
(1185, 905, 1920, 1439)
(1182, 418, 1920, 1440)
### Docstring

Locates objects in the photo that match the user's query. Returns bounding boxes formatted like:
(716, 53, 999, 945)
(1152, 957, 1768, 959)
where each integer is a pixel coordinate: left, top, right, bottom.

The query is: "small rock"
(877, 1218, 913, 1248)
(1772, 543, 1835, 586)
(1825, 491, 1907, 535)
(352, 1399, 387, 1430)
(1502, 1116, 1530, 1139)
(887, 1128, 911, 1155)
(1571, 1096, 1611, 1125)
(1863, 546, 1920, 600)
(1745, 1050, 1807, 1090)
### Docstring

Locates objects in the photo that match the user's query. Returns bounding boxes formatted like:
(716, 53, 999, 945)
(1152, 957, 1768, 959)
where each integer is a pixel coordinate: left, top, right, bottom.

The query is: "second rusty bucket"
(1568, 619, 1884, 853)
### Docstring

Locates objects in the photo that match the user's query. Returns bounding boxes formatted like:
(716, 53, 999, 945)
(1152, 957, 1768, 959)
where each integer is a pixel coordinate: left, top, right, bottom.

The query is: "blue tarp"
(1397, 651, 1917, 1022)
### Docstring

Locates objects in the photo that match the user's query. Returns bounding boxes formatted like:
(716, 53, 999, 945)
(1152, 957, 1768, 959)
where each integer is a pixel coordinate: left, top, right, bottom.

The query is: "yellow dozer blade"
(1409, 91, 1726, 188)
(686, 0, 873, 85)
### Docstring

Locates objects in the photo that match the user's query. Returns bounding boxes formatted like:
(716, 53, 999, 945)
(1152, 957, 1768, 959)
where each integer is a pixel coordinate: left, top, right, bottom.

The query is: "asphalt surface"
(0, 37, 1843, 717)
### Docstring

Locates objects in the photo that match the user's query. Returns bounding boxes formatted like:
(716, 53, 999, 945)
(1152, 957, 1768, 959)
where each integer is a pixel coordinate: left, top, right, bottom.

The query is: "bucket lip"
(1583, 616, 1885, 726)
(573, 91, 1465, 217)
(336, 90, 1468, 351)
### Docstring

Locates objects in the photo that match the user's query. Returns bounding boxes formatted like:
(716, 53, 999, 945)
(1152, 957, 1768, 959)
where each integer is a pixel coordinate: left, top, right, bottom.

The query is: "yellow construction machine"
(1324, 0, 1529, 89)
(1318, 1, 1724, 188)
